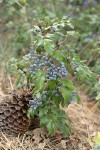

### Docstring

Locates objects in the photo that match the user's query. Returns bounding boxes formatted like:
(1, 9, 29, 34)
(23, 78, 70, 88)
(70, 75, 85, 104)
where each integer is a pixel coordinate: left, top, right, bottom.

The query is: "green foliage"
(94, 145, 100, 150)
(39, 106, 71, 135)
(92, 80, 100, 108)
(94, 132, 100, 150)
(0, 0, 31, 57)
(0, 0, 99, 135)
(9, 16, 97, 135)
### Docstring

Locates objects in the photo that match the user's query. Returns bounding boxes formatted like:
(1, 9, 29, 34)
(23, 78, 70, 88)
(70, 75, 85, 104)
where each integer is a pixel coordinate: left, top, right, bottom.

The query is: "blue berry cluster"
(29, 53, 68, 81)
(69, 92, 78, 104)
(71, 62, 78, 68)
(42, 90, 47, 99)
(29, 99, 42, 110)
(46, 62, 68, 80)
(70, 62, 78, 76)
(29, 89, 62, 110)
(41, 89, 78, 106)
(41, 89, 62, 101)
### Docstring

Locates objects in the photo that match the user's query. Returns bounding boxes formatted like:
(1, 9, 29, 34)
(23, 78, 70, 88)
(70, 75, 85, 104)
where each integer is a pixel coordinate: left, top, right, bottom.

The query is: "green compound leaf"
(40, 116, 50, 126)
(48, 80, 57, 89)
(61, 78, 75, 90)
(52, 50, 66, 63)
(44, 39, 54, 54)
(60, 87, 72, 101)
(33, 70, 46, 93)
(39, 107, 49, 117)
(27, 108, 35, 119)
(39, 106, 71, 135)
(46, 120, 55, 134)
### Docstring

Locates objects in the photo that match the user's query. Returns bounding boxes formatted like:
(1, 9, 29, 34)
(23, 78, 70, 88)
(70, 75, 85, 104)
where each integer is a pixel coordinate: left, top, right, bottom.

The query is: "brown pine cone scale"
(0, 92, 32, 135)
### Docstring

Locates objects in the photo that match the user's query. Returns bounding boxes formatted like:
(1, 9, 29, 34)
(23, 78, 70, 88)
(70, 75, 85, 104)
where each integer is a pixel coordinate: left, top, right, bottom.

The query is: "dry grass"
(0, 74, 100, 150)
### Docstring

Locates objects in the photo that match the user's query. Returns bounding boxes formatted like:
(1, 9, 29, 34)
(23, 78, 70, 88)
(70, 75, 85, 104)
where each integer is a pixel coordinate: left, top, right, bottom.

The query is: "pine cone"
(0, 91, 33, 135)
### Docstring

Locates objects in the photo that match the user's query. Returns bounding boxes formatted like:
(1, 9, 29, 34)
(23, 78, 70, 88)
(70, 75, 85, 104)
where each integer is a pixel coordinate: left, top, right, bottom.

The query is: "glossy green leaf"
(47, 121, 55, 134)
(33, 70, 45, 93)
(62, 78, 75, 90)
(39, 107, 49, 117)
(61, 87, 72, 101)
(44, 39, 54, 54)
(52, 51, 66, 63)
